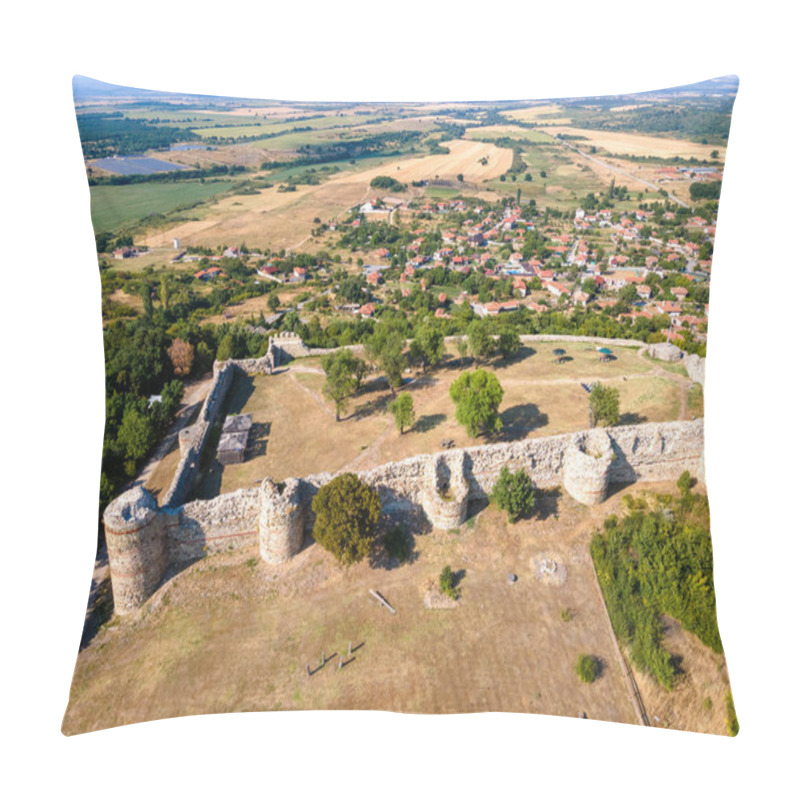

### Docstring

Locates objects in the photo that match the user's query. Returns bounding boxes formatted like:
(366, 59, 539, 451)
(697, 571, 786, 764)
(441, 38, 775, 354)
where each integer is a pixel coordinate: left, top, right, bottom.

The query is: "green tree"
(216, 333, 235, 361)
(312, 473, 381, 566)
(267, 293, 280, 313)
(409, 319, 444, 373)
(366, 327, 406, 394)
(322, 351, 359, 421)
(467, 320, 494, 363)
(456, 337, 469, 366)
(619, 284, 638, 304)
(449, 369, 504, 438)
(497, 330, 521, 361)
(159, 275, 171, 310)
(388, 392, 415, 434)
(117, 407, 155, 476)
(589, 383, 620, 427)
(491, 465, 536, 522)
(575, 654, 599, 683)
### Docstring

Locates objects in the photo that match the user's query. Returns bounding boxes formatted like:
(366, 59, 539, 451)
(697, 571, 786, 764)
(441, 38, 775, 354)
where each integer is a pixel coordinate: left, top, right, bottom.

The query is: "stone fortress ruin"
(104, 333, 706, 615)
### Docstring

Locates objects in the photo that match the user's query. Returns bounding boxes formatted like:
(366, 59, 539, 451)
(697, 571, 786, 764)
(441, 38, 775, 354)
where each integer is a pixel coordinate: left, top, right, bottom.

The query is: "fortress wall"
(443, 334, 648, 348)
(684, 354, 706, 387)
(105, 417, 705, 612)
(607, 418, 704, 484)
(169, 489, 261, 563)
(161, 362, 235, 509)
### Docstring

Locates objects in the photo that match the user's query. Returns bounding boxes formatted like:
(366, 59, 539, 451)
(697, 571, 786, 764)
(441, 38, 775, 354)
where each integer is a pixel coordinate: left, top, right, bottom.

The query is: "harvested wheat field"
(142, 140, 512, 251)
(540, 126, 726, 160)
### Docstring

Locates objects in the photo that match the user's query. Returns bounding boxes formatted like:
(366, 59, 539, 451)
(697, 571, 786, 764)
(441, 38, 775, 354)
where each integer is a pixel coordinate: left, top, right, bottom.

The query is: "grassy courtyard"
(194, 340, 688, 498)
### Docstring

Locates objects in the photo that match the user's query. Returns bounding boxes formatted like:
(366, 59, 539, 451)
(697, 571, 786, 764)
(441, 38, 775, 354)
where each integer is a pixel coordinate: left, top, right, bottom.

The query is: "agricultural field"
(195, 342, 691, 497)
(90, 180, 236, 232)
(539, 126, 726, 161)
(141, 139, 512, 251)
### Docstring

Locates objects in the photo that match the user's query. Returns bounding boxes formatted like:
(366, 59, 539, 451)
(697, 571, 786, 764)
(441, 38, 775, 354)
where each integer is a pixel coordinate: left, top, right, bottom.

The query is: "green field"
(90, 180, 235, 232)
(193, 114, 371, 140)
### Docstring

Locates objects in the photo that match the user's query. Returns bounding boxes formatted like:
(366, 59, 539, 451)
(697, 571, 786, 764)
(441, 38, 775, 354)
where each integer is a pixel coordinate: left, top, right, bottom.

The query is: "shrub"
(439, 565, 458, 600)
(589, 382, 620, 427)
(575, 654, 599, 683)
(491, 465, 536, 522)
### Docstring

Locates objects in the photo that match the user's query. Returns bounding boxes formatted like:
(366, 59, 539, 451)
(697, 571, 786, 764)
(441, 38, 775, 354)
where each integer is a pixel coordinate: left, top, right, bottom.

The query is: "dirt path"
(129, 375, 214, 491)
(288, 371, 335, 419)
(548, 135, 689, 208)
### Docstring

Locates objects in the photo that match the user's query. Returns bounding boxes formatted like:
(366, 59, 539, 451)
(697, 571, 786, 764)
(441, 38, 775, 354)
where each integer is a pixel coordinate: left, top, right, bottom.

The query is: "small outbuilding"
(217, 414, 253, 465)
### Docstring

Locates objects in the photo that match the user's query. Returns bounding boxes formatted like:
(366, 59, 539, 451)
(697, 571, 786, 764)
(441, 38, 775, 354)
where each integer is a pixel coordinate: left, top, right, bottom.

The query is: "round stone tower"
(258, 477, 305, 563)
(422, 451, 470, 530)
(103, 486, 167, 615)
(563, 429, 614, 505)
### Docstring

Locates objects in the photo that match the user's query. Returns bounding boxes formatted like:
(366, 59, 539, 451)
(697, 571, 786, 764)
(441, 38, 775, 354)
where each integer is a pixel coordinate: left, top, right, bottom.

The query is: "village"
(119, 184, 713, 359)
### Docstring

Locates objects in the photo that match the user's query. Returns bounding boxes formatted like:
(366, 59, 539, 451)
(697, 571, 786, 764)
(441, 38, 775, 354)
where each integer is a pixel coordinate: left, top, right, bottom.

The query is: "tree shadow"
(493, 345, 536, 367)
(413, 413, 446, 433)
(536, 486, 562, 520)
(369, 525, 420, 570)
(466, 496, 489, 522)
(350, 393, 391, 420)
(619, 412, 647, 425)
(499, 404, 549, 440)
(404, 374, 436, 392)
(360, 375, 391, 395)
(452, 568, 467, 589)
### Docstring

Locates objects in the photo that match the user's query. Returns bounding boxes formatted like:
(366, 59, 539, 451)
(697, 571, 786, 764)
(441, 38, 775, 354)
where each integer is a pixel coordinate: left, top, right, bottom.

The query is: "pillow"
(63, 74, 738, 736)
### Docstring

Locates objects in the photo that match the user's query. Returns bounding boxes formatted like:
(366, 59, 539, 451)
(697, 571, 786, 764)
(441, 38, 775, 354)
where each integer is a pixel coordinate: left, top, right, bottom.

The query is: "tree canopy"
(589, 382, 620, 427)
(312, 473, 382, 566)
(388, 392, 415, 434)
(449, 369, 504, 438)
(491, 465, 536, 522)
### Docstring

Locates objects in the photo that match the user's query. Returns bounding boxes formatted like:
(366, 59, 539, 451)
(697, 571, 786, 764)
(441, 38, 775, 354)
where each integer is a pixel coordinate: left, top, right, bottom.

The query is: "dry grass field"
(63, 480, 729, 736)
(142, 140, 512, 251)
(539, 126, 726, 160)
(62, 487, 646, 734)
(195, 342, 690, 497)
(505, 104, 573, 123)
(633, 615, 732, 735)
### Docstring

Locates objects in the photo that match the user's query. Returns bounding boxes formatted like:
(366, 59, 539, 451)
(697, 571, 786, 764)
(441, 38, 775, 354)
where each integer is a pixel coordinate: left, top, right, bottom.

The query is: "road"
(549, 135, 689, 208)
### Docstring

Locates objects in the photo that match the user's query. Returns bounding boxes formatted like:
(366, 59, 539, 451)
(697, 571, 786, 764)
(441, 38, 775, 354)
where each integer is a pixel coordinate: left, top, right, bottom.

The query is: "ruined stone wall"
(607, 419, 704, 485)
(684, 354, 706, 387)
(169, 488, 260, 564)
(443, 334, 648, 349)
(104, 419, 704, 613)
(161, 361, 235, 508)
